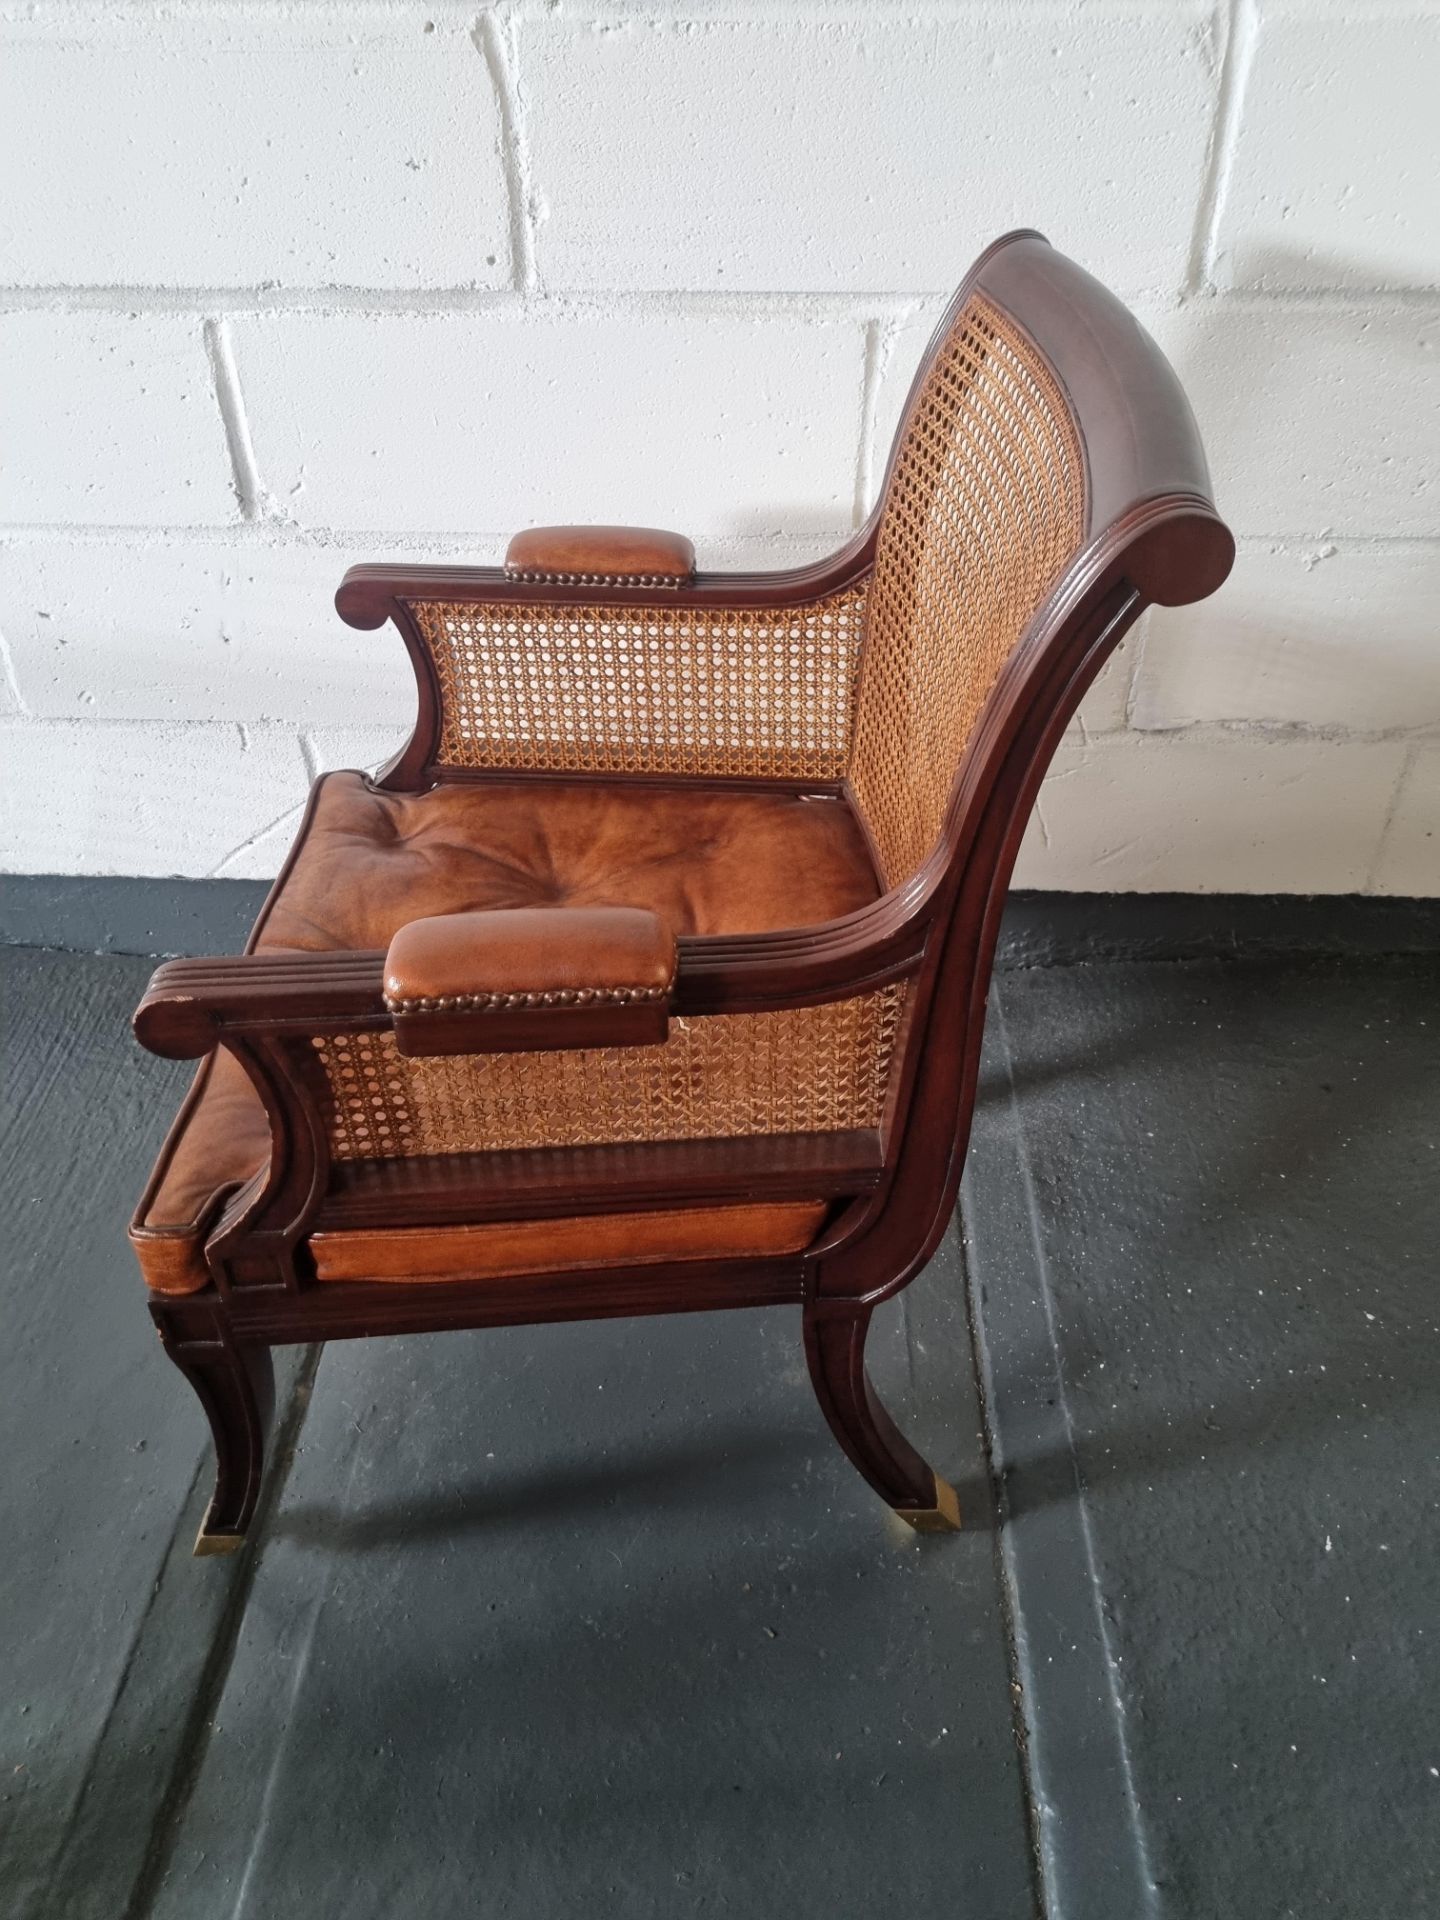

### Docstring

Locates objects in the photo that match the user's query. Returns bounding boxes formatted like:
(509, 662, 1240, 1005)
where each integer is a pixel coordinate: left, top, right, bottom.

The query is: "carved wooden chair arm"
(332, 544, 873, 793)
(131, 937, 913, 1302)
(332, 542, 866, 629)
(132, 926, 913, 1065)
(134, 951, 384, 1062)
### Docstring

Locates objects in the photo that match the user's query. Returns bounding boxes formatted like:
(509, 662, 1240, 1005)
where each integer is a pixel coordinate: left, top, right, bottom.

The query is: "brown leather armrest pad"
(504, 525, 696, 586)
(384, 907, 677, 1057)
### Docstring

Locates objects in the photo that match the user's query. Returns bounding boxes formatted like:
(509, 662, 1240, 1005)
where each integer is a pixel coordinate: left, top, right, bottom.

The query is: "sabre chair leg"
(164, 1331, 275, 1555)
(803, 1302, 961, 1532)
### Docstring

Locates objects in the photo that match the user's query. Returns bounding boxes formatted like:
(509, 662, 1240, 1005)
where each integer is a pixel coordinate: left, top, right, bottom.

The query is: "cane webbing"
(403, 297, 1080, 903)
(311, 984, 908, 1161)
(411, 592, 866, 781)
(849, 296, 1085, 887)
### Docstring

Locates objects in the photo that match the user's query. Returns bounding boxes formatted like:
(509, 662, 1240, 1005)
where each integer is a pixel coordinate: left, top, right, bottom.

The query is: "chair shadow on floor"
(981, 957, 1440, 1523)
(993, 1320, 1439, 1525)
(269, 1383, 994, 1553)
(270, 1420, 828, 1551)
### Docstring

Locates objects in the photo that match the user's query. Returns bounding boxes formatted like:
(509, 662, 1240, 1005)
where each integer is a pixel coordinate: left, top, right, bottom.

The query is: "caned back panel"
(849, 295, 1086, 889)
(400, 296, 1082, 898)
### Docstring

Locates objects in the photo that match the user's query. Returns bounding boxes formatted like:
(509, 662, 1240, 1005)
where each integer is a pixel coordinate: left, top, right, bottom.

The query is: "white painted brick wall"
(1013, 732, 1410, 894)
(1130, 540, 1440, 733)
(1212, 1, 1440, 291)
(230, 309, 864, 533)
(518, 4, 1216, 295)
(0, 9, 512, 291)
(0, 717, 303, 876)
(1152, 300, 1440, 538)
(0, 314, 236, 526)
(2, 538, 412, 724)
(1372, 746, 1440, 896)
(1, 0, 1436, 895)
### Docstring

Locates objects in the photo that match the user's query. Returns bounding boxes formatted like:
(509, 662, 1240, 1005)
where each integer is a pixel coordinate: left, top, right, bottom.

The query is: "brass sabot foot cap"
(194, 1528, 246, 1557)
(194, 1504, 247, 1556)
(896, 1476, 962, 1533)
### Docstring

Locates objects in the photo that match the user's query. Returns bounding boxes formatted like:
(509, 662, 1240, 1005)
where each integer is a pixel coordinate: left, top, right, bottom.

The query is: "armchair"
(130, 232, 1232, 1551)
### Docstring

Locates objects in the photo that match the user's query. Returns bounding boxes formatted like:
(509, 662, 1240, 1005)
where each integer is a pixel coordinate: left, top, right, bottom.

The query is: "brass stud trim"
(384, 982, 671, 1015)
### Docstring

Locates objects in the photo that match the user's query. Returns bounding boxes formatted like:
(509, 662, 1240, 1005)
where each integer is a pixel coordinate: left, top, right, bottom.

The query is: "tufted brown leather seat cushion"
(259, 771, 878, 949)
(132, 771, 878, 1292)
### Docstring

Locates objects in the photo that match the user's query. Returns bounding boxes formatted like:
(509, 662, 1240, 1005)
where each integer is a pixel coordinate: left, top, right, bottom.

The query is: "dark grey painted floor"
(0, 947, 1034, 1920)
(3, 926, 1437, 1919)
(0, 950, 312, 1920)
(967, 956, 1440, 1920)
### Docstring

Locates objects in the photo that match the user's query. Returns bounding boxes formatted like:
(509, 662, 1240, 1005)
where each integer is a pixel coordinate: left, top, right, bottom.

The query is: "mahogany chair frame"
(132, 233, 1232, 1549)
